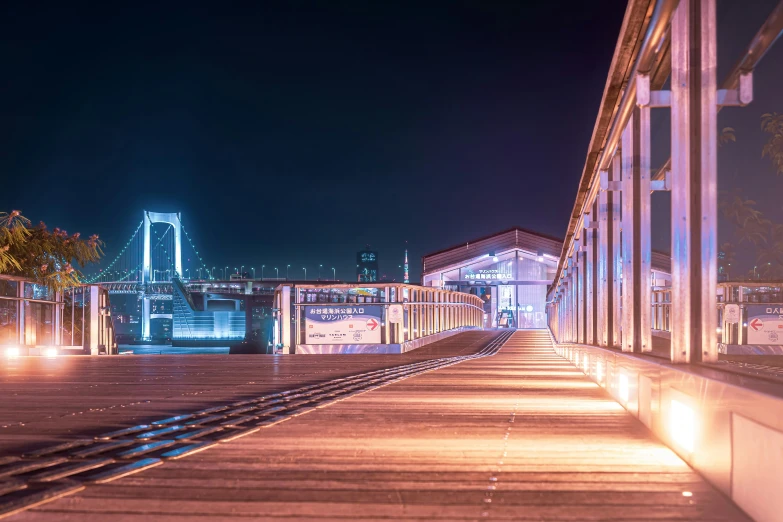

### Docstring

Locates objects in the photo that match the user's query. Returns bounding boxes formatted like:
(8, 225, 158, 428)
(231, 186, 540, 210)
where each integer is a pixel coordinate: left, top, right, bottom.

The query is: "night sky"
(0, 1, 656, 281)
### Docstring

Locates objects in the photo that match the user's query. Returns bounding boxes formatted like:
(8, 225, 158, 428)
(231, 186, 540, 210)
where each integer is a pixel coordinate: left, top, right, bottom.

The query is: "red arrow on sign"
(366, 318, 379, 331)
(750, 318, 763, 331)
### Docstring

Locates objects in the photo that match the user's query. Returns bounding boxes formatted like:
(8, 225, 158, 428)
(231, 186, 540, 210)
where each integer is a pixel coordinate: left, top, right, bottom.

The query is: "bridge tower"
(141, 211, 183, 340)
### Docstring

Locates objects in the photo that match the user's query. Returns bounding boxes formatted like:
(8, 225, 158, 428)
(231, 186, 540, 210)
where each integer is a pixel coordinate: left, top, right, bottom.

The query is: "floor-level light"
(670, 399, 696, 453)
(618, 373, 629, 403)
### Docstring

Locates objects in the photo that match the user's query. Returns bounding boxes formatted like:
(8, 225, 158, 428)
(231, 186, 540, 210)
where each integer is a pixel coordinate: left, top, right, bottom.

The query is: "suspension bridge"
(80, 211, 204, 342)
(83, 211, 260, 344)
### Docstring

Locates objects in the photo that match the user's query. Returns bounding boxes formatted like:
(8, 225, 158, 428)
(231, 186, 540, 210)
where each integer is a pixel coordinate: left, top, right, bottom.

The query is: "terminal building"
(421, 227, 563, 329)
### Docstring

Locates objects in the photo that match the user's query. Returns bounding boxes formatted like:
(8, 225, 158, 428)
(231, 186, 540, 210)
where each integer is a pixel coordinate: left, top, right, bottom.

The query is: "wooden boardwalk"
(0, 333, 489, 457)
(8, 330, 749, 521)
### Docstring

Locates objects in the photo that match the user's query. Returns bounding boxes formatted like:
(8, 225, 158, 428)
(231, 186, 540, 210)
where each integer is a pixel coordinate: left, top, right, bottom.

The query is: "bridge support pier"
(141, 297, 151, 341)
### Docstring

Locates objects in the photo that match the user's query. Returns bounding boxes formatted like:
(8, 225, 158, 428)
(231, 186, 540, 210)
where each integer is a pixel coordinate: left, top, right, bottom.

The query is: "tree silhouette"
(716, 113, 783, 280)
(0, 211, 103, 291)
(762, 113, 783, 176)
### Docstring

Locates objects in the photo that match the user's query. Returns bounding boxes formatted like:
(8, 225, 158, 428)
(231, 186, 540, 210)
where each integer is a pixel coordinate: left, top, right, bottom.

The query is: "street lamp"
(251, 267, 255, 279)
(286, 264, 290, 280)
(318, 264, 322, 280)
(224, 266, 228, 279)
(275, 267, 279, 279)
(241, 265, 244, 277)
(211, 267, 216, 279)
(332, 267, 336, 280)
(303, 267, 307, 280)
(262, 265, 265, 279)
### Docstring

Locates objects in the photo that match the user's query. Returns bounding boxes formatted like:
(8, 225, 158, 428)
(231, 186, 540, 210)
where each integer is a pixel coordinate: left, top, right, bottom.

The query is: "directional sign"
(304, 305, 382, 345)
(747, 305, 783, 345)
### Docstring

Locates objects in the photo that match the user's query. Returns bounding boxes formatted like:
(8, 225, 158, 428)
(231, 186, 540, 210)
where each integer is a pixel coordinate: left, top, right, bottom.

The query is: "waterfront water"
(119, 344, 230, 355)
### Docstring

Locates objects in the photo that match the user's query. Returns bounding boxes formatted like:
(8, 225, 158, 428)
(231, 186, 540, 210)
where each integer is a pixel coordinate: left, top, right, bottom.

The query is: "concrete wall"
(552, 335, 783, 522)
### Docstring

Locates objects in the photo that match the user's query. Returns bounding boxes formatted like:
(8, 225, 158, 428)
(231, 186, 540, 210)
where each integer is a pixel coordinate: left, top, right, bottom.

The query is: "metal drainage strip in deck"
(0, 331, 513, 519)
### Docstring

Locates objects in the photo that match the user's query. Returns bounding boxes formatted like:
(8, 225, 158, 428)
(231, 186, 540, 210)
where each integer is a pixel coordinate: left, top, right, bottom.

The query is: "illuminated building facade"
(421, 227, 562, 329)
(356, 246, 378, 282)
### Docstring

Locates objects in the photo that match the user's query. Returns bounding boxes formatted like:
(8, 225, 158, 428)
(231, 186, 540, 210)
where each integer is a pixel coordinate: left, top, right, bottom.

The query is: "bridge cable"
(83, 220, 143, 283)
(113, 225, 172, 283)
(176, 214, 211, 279)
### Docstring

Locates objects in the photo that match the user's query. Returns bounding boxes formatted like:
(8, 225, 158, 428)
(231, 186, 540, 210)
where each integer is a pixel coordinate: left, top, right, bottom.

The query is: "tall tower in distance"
(404, 244, 409, 283)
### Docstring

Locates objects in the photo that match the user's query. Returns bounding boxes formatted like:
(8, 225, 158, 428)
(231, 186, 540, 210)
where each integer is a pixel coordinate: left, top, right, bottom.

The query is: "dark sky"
(0, 1, 630, 282)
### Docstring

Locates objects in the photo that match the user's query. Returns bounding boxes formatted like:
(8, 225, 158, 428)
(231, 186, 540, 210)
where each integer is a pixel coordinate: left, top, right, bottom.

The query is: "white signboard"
(724, 304, 740, 325)
(304, 305, 382, 344)
(388, 304, 403, 324)
(747, 305, 783, 345)
(465, 268, 513, 281)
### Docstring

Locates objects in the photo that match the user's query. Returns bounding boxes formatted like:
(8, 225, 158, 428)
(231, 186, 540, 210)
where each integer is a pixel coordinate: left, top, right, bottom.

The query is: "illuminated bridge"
(1, 1, 783, 520)
(85, 210, 313, 345)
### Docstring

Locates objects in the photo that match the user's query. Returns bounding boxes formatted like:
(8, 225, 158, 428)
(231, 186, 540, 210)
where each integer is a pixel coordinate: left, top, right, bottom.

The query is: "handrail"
(550, 0, 674, 296)
(652, 0, 783, 181)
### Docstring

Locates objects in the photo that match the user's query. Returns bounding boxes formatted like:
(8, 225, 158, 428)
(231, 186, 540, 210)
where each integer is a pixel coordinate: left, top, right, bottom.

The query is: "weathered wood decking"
(9, 330, 749, 521)
(0, 333, 489, 457)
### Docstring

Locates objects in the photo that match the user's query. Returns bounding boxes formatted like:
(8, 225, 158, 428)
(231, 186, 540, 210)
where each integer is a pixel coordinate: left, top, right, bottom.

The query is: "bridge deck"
(9, 330, 748, 521)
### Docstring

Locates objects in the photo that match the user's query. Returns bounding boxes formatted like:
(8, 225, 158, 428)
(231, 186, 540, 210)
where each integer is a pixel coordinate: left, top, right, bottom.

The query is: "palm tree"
(719, 126, 736, 147)
(718, 242, 736, 276)
(761, 113, 783, 175)
(719, 189, 763, 227)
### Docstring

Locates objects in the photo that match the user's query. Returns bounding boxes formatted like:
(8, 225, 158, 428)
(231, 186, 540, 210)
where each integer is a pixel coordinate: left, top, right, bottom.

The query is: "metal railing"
(274, 283, 485, 354)
(546, 0, 783, 363)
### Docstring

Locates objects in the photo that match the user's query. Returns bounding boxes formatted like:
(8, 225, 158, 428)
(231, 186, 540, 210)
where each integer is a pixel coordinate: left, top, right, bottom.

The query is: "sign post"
(388, 304, 403, 324)
(724, 304, 740, 325)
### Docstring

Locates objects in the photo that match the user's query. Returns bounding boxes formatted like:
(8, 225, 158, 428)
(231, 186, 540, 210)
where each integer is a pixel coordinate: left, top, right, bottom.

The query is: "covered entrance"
(421, 227, 562, 329)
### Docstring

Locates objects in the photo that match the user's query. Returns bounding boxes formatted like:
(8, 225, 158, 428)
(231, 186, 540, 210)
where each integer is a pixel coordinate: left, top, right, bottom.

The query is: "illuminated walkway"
(11, 330, 748, 521)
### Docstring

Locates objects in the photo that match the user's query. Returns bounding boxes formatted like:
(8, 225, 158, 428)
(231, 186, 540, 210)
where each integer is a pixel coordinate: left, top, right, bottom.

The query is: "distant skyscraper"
(404, 247, 409, 283)
(357, 245, 378, 282)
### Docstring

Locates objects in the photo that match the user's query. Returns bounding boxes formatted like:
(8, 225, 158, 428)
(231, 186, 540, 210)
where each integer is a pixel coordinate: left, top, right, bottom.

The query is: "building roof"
(422, 227, 563, 275)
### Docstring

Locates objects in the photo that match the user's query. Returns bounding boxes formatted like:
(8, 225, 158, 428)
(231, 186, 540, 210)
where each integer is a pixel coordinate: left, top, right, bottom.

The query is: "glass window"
(24, 284, 53, 301)
(517, 284, 547, 329)
(24, 301, 54, 345)
(0, 280, 17, 298)
(0, 298, 18, 344)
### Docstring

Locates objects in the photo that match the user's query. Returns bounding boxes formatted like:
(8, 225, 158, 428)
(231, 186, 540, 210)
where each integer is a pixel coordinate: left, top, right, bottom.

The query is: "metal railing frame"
(547, 0, 783, 363)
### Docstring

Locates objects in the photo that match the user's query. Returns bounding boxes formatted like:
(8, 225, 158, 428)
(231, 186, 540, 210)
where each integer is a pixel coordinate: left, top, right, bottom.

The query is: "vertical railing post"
(17, 281, 25, 346)
(564, 268, 569, 341)
(585, 209, 596, 345)
(610, 154, 622, 347)
(620, 106, 652, 353)
(597, 170, 616, 347)
(573, 242, 583, 344)
(670, 0, 718, 363)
